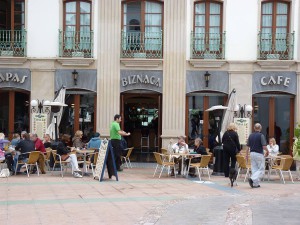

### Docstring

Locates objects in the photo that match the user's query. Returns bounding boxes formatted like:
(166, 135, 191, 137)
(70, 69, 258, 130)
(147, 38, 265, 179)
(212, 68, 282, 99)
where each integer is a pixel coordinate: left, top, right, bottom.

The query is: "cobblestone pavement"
(0, 163, 299, 225)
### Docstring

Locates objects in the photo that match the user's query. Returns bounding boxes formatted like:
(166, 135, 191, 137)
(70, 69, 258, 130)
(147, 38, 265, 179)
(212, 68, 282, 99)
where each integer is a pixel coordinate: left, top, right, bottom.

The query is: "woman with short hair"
(72, 130, 85, 149)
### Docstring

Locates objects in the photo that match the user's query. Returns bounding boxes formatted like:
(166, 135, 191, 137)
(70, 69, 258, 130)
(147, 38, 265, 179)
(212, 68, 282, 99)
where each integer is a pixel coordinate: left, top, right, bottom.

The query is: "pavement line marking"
(0, 196, 178, 206)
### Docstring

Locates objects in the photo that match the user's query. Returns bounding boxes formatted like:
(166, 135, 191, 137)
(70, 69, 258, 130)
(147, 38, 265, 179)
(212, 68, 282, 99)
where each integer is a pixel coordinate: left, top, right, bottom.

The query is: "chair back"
(161, 148, 168, 154)
(51, 150, 58, 161)
(236, 155, 247, 169)
(281, 157, 293, 171)
(126, 147, 134, 158)
(199, 155, 211, 168)
(279, 155, 292, 159)
(27, 151, 41, 164)
(153, 152, 163, 166)
(93, 152, 99, 164)
(45, 148, 52, 160)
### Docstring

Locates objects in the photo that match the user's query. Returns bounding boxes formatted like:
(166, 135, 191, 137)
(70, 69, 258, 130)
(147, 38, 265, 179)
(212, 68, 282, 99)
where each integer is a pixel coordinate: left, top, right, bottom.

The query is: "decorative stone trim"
(256, 60, 296, 70)
(57, 58, 95, 67)
(0, 57, 27, 65)
(188, 59, 227, 68)
(121, 59, 163, 68)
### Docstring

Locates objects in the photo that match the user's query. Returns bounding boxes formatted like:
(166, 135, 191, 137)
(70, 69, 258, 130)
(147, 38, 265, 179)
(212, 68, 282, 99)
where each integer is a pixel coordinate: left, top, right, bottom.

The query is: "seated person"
(11, 133, 21, 147)
(170, 135, 189, 176)
(57, 134, 82, 175)
(13, 133, 35, 174)
(87, 132, 101, 163)
(43, 134, 52, 149)
(186, 138, 208, 177)
(31, 133, 47, 174)
(266, 137, 279, 157)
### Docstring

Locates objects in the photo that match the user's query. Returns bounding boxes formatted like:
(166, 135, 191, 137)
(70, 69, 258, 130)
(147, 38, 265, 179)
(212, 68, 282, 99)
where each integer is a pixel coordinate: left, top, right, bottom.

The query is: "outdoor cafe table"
(72, 149, 95, 176)
(167, 152, 202, 176)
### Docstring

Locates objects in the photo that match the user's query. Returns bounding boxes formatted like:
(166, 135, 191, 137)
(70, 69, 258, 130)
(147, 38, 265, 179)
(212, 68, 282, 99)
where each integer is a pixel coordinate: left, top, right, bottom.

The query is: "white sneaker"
(74, 168, 81, 172)
(73, 172, 83, 178)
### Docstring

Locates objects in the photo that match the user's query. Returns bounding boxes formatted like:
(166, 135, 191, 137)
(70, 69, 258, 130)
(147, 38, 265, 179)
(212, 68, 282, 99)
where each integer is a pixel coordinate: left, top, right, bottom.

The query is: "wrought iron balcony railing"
(0, 30, 27, 57)
(121, 30, 163, 58)
(191, 32, 226, 59)
(258, 32, 294, 60)
(59, 30, 94, 58)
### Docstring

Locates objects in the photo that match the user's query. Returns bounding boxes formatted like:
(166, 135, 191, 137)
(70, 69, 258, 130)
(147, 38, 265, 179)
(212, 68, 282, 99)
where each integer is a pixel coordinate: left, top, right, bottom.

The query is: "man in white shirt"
(170, 136, 188, 176)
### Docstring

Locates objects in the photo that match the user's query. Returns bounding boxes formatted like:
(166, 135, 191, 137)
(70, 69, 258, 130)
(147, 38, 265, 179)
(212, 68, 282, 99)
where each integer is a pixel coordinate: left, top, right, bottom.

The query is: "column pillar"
(161, 0, 187, 147)
(97, 0, 121, 137)
(296, 72, 300, 126)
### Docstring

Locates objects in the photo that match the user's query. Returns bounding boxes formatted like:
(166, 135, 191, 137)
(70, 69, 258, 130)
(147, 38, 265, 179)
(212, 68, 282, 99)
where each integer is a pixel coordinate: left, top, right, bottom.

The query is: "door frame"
(120, 92, 162, 149)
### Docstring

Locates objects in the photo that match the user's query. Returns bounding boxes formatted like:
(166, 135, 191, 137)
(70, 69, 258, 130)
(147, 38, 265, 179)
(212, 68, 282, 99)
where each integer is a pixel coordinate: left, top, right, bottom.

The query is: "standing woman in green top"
(108, 114, 131, 178)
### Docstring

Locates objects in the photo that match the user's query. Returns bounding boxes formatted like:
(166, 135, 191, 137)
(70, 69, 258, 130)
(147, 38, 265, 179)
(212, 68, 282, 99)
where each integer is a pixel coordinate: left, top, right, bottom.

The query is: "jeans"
(13, 153, 28, 172)
(250, 152, 265, 186)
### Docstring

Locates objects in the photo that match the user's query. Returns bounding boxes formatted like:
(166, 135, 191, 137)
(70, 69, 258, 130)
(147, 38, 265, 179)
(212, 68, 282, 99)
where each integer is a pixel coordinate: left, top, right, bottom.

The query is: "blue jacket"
(87, 137, 101, 149)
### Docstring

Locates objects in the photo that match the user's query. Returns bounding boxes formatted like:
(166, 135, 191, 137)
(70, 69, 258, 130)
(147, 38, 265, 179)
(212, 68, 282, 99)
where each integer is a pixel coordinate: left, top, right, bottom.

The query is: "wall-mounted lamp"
(204, 71, 210, 87)
(72, 69, 78, 85)
(234, 104, 253, 118)
(30, 99, 51, 114)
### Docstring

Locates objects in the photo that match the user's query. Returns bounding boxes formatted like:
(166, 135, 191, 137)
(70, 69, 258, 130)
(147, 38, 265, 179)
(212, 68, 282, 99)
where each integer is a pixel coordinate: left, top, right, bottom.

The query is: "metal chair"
(271, 156, 294, 184)
(122, 147, 134, 168)
(153, 152, 176, 178)
(51, 150, 72, 177)
(236, 154, 251, 182)
(15, 151, 40, 177)
(187, 155, 211, 181)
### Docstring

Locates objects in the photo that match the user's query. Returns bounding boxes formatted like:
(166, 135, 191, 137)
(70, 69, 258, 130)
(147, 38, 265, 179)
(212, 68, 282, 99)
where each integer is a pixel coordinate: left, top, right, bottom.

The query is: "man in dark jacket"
(13, 133, 35, 174)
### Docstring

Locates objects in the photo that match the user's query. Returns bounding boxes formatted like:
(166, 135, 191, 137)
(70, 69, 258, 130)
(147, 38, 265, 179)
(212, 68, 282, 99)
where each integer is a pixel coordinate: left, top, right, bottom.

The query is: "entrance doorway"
(186, 93, 227, 150)
(121, 93, 162, 161)
(253, 94, 294, 154)
(0, 90, 29, 138)
(59, 92, 96, 142)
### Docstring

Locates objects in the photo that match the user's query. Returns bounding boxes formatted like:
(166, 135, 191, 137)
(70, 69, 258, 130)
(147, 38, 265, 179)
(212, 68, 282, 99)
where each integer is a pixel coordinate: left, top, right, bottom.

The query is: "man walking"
(247, 123, 269, 188)
(109, 114, 130, 175)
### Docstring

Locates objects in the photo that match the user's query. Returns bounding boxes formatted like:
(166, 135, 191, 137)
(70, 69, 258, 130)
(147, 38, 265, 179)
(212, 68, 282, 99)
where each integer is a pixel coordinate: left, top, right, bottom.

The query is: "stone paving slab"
(1, 165, 300, 225)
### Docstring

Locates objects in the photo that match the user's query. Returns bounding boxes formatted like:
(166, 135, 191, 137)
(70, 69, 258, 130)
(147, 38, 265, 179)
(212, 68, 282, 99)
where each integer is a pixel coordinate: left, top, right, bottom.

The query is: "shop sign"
(121, 74, 161, 87)
(120, 70, 163, 93)
(253, 72, 296, 95)
(31, 113, 48, 139)
(0, 72, 27, 84)
(260, 76, 290, 87)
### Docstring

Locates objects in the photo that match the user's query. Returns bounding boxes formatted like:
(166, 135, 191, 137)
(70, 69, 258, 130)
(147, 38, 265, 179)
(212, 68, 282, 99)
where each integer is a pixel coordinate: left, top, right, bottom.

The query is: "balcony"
(258, 32, 294, 60)
(59, 30, 93, 58)
(121, 30, 163, 59)
(191, 32, 225, 60)
(0, 30, 27, 57)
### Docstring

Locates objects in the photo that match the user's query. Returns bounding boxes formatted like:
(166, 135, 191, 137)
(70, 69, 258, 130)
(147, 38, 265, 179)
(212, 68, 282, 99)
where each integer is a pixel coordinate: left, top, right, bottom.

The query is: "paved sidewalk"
(0, 164, 299, 225)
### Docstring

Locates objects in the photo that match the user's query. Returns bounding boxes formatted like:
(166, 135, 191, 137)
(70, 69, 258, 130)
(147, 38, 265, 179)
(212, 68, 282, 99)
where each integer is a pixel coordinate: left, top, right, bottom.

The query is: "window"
(0, 0, 25, 30)
(259, 1, 292, 59)
(192, 0, 224, 59)
(62, 0, 93, 57)
(121, 0, 163, 58)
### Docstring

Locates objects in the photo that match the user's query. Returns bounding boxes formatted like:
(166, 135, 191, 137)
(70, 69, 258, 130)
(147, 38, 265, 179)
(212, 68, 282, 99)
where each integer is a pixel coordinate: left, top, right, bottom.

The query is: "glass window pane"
(209, 27, 220, 34)
(195, 15, 205, 27)
(123, 4, 127, 13)
(276, 15, 287, 27)
(127, 2, 141, 14)
(66, 2, 76, 13)
(195, 27, 205, 34)
(66, 14, 76, 25)
(195, 3, 205, 14)
(253, 97, 269, 138)
(276, 28, 286, 34)
(145, 26, 161, 33)
(262, 3, 273, 14)
(0, 92, 9, 136)
(80, 25, 90, 33)
(188, 96, 204, 141)
(210, 3, 220, 14)
(274, 96, 291, 154)
(125, 2, 141, 31)
(80, 14, 90, 26)
(210, 15, 220, 26)
(66, 25, 76, 32)
(145, 14, 161, 26)
(14, 92, 29, 134)
(262, 15, 272, 27)
(145, 1, 162, 13)
(14, 2, 25, 11)
(14, 13, 25, 27)
(80, 2, 91, 13)
(277, 3, 288, 14)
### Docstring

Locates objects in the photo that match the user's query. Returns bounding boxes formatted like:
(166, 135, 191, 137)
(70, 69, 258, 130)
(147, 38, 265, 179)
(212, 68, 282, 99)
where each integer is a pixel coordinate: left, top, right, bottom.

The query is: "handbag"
(228, 133, 239, 154)
(61, 154, 70, 161)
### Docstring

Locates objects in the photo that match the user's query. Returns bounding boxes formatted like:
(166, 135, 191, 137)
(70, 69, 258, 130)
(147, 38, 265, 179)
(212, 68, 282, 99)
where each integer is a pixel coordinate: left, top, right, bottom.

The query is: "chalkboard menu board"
(93, 139, 118, 182)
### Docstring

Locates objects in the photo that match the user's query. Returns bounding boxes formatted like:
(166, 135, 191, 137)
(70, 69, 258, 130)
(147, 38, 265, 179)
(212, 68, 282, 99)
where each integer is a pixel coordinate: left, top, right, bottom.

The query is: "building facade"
(0, 0, 300, 154)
